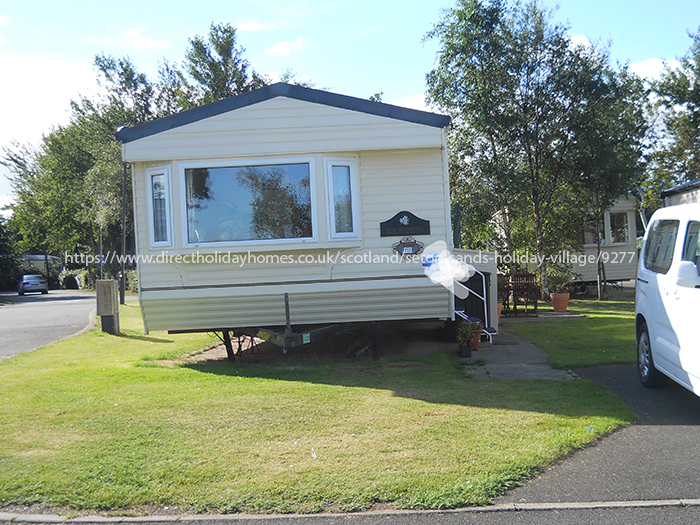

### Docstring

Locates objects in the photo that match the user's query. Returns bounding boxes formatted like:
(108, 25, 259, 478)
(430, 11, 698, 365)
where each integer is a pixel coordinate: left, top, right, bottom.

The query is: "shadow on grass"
(182, 352, 634, 422)
(117, 333, 174, 344)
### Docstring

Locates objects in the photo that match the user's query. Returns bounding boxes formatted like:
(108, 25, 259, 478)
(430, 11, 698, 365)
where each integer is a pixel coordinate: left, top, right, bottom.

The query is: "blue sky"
(1, 0, 700, 211)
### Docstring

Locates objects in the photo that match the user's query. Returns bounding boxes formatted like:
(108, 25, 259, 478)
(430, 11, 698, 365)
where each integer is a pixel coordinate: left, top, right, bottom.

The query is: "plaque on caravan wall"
(380, 211, 431, 237)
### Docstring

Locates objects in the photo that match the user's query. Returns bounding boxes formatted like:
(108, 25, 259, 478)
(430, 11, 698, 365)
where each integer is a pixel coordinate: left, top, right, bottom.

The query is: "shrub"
(59, 269, 95, 290)
(126, 269, 138, 293)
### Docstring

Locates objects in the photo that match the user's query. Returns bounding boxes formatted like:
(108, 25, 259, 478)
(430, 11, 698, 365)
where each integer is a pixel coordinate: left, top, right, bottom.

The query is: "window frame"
(581, 217, 606, 247)
(179, 157, 318, 248)
(682, 221, 700, 267)
(609, 211, 630, 245)
(146, 165, 173, 249)
(324, 157, 360, 240)
(643, 219, 680, 275)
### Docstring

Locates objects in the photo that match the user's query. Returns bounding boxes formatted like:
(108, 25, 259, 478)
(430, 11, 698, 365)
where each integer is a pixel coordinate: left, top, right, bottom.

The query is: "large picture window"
(185, 162, 313, 244)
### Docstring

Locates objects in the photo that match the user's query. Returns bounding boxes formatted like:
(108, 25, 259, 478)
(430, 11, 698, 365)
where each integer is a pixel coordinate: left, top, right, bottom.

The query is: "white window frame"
(609, 211, 630, 245)
(179, 157, 318, 248)
(324, 157, 360, 240)
(146, 165, 173, 248)
(581, 216, 606, 247)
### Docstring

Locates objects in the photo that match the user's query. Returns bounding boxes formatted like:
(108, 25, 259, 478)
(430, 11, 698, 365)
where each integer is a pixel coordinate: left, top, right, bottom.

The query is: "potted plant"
(548, 268, 573, 312)
(457, 316, 485, 357)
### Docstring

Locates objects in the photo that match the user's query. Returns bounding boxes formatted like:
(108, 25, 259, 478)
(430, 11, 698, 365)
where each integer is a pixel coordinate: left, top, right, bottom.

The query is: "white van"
(636, 203, 700, 394)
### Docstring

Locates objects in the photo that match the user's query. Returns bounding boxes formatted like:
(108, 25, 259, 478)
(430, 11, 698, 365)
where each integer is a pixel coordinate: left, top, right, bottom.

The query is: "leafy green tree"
(3, 22, 268, 269)
(0, 216, 22, 290)
(178, 22, 268, 108)
(654, 29, 700, 183)
(573, 65, 648, 298)
(426, 0, 647, 295)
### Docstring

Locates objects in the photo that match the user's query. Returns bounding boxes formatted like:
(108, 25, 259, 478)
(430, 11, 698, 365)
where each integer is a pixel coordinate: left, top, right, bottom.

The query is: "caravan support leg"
(369, 322, 379, 360)
(283, 292, 292, 355)
(222, 331, 235, 361)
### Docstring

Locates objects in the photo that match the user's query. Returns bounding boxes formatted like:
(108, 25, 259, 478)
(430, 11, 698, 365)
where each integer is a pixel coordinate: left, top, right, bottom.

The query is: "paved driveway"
(0, 290, 96, 359)
(497, 364, 700, 505)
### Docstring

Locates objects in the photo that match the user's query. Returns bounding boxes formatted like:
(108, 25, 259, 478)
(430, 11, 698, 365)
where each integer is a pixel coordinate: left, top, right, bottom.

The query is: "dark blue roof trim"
(661, 178, 700, 198)
(115, 83, 450, 143)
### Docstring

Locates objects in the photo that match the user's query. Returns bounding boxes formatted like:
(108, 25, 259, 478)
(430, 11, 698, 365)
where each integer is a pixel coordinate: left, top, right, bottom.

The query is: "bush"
(59, 269, 95, 290)
(126, 269, 138, 293)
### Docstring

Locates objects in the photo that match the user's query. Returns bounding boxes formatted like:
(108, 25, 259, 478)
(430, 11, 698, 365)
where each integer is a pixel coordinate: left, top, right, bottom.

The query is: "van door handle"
(637, 278, 649, 284)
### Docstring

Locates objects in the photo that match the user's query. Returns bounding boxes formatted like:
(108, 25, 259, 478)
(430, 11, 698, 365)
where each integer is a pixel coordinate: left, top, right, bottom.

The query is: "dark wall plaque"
(380, 211, 431, 237)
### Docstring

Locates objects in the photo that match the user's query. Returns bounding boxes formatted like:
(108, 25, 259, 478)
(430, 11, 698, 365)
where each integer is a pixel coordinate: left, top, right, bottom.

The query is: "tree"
(573, 66, 648, 298)
(654, 29, 700, 183)
(0, 216, 22, 290)
(178, 23, 267, 108)
(3, 22, 268, 268)
(426, 0, 647, 296)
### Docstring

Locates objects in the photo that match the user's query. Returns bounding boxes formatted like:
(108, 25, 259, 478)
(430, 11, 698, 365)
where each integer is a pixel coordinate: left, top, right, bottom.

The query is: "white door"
(638, 219, 681, 374)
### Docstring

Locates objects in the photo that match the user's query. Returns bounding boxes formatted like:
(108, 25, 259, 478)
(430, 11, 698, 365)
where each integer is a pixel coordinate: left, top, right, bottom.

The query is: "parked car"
(17, 274, 49, 296)
(636, 203, 700, 395)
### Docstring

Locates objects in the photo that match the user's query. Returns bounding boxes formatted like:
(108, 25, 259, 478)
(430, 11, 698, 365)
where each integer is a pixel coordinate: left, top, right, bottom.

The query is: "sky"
(1, 0, 700, 214)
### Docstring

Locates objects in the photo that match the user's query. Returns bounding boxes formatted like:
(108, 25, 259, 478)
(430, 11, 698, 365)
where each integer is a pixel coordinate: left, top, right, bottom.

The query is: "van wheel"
(638, 322, 663, 387)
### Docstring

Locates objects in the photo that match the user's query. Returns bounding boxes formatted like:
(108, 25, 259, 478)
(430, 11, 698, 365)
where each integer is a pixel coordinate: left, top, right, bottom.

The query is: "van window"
(644, 220, 679, 274)
(683, 221, 700, 267)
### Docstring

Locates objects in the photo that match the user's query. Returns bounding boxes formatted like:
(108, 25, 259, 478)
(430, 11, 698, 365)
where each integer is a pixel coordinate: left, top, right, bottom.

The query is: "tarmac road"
(496, 364, 700, 506)
(0, 290, 96, 359)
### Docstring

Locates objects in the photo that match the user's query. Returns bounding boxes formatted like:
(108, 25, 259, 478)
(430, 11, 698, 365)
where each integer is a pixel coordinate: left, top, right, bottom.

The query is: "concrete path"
(462, 326, 574, 380)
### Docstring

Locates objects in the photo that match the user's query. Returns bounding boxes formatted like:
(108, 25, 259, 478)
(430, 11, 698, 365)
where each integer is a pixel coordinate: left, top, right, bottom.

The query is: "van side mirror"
(676, 261, 700, 288)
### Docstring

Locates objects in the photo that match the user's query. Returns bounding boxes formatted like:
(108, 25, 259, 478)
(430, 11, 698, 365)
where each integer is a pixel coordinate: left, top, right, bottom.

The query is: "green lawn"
(503, 298, 636, 369)
(0, 303, 634, 515)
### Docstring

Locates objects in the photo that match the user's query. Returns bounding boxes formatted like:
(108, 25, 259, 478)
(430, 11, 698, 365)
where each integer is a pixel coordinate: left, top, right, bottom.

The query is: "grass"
(503, 298, 636, 369)
(0, 303, 634, 515)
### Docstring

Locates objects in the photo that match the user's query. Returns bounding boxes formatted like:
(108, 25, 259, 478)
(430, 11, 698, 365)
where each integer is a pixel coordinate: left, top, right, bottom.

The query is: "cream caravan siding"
(122, 97, 444, 163)
(572, 197, 638, 282)
(141, 278, 452, 331)
(132, 145, 453, 332)
(665, 188, 700, 206)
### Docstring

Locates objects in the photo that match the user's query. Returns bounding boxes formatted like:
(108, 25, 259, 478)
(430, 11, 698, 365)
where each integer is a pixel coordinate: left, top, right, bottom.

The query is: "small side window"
(644, 220, 679, 274)
(609, 212, 629, 244)
(325, 158, 359, 239)
(682, 221, 700, 268)
(147, 166, 172, 247)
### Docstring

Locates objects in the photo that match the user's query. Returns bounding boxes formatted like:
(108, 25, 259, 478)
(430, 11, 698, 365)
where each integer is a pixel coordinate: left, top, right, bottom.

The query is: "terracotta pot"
(472, 330, 483, 350)
(497, 303, 503, 319)
(550, 292, 570, 312)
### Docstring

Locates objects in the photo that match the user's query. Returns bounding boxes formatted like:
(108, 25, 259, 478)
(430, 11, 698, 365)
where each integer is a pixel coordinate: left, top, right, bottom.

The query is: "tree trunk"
(596, 236, 602, 301)
(534, 213, 547, 299)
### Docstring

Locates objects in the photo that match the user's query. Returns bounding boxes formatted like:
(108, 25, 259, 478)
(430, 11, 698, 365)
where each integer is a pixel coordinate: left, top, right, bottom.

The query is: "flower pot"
(458, 346, 472, 358)
(472, 330, 483, 350)
(550, 292, 570, 312)
(497, 302, 503, 319)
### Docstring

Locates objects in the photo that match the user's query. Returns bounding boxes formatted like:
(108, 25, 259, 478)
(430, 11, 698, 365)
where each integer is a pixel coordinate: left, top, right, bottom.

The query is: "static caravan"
(571, 196, 638, 283)
(117, 83, 497, 353)
(662, 179, 700, 207)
